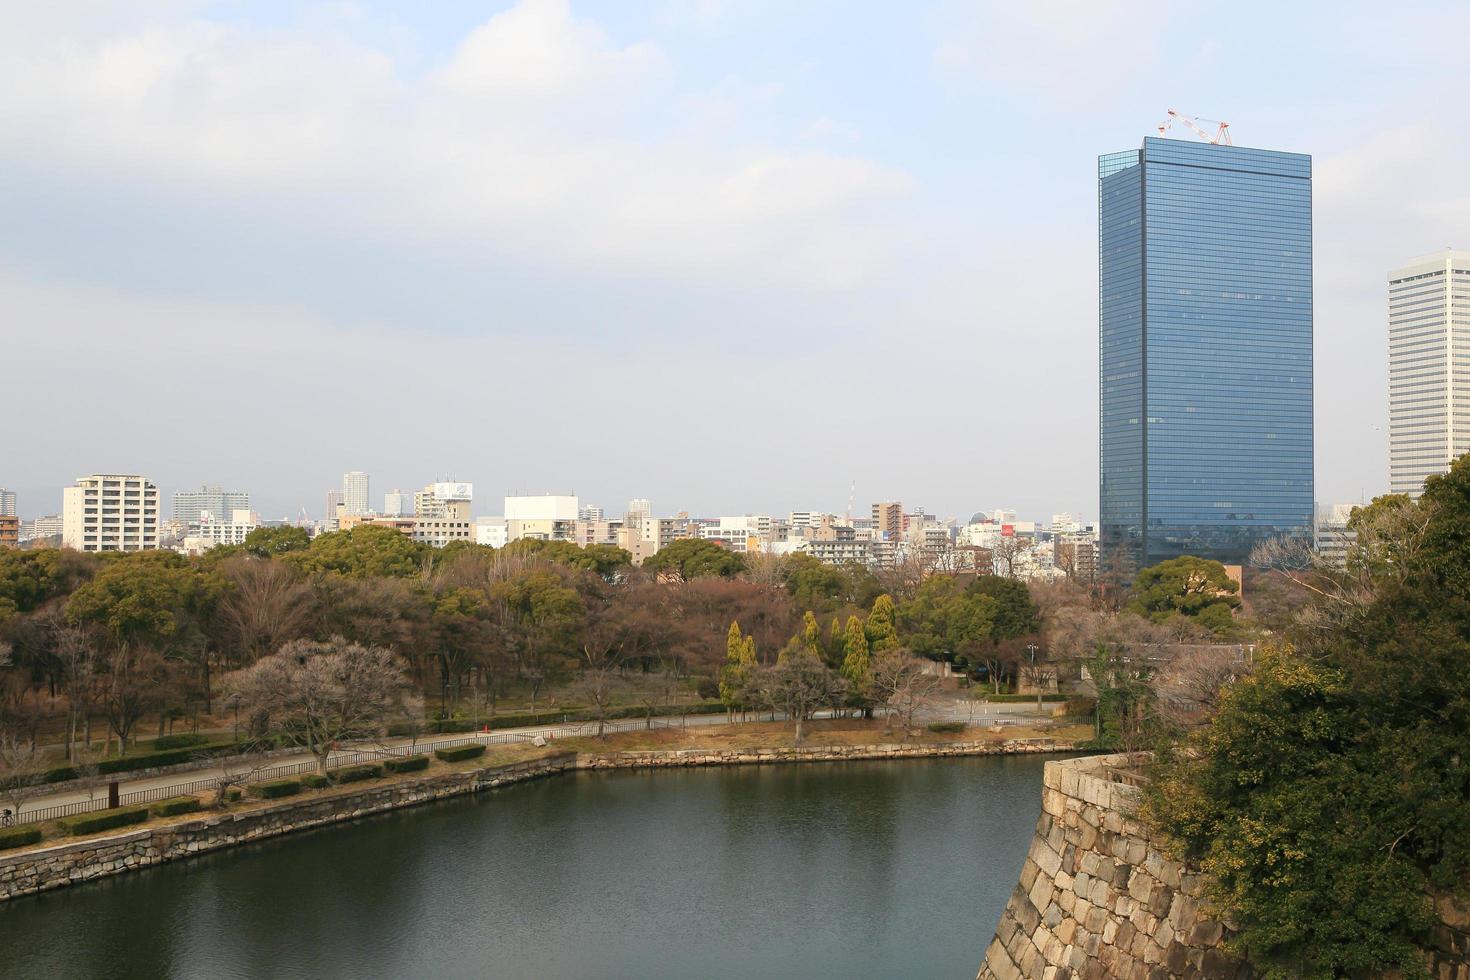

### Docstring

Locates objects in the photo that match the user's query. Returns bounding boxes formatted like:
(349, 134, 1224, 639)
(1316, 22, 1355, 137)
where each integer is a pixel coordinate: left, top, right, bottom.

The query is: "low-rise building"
(505, 494, 578, 542)
(0, 515, 18, 548)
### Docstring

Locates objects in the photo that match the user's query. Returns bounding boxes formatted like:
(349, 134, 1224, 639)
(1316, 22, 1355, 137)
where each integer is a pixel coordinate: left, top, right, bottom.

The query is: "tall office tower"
(173, 485, 249, 525)
(871, 502, 903, 539)
(383, 489, 411, 517)
(1099, 137, 1313, 576)
(342, 471, 370, 516)
(0, 488, 15, 517)
(62, 474, 160, 552)
(325, 490, 345, 527)
(1388, 250, 1470, 497)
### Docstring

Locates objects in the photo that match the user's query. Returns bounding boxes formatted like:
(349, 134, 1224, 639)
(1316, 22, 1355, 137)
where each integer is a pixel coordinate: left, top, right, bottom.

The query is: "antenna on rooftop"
(1156, 108, 1232, 145)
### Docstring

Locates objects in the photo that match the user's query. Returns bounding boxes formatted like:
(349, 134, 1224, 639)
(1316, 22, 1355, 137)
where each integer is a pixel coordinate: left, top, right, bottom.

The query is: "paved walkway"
(13, 700, 1051, 820)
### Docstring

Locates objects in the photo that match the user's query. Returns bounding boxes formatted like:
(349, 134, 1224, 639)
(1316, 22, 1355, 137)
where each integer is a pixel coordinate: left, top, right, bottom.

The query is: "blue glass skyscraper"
(1099, 137, 1313, 576)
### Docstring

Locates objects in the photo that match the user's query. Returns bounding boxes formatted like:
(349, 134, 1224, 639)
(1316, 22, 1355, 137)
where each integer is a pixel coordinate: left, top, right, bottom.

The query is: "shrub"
(0, 826, 42, 850)
(150, 796, 203, 817)
(301, 774, 330, 789)
(384, 755, 429, 773)
(434, 744, 486, 763)
(926, 721, 966, 734)
(225, 788, 242, 802)
(331, 764, 383, 784)
(252, 779, 302, 799)
(61, 807, 149, 836)
(1064, 697, 1097, 717)
(150, 733, 210, 751)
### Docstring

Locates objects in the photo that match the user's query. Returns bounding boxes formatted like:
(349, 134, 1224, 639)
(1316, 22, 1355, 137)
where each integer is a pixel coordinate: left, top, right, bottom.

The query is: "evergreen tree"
(718, 621, 757, 715)
(865, 594, 900, 651)
(840, 615, 874, 714)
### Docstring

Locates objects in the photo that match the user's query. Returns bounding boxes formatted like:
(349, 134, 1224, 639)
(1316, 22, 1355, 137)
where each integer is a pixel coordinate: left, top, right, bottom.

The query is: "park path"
(13, 700, 1048, 821)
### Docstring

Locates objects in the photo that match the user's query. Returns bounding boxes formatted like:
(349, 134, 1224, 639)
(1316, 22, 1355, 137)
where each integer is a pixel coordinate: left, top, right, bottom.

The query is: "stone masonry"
(976, 753, 1249, 980)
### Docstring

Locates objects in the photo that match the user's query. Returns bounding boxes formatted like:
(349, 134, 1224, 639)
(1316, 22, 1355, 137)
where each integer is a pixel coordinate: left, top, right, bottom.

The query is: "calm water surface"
(0, 756, 1049, 979)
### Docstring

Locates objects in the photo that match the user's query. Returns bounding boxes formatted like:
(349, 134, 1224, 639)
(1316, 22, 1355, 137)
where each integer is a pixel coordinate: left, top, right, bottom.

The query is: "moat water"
(0, 755, 1048, 979)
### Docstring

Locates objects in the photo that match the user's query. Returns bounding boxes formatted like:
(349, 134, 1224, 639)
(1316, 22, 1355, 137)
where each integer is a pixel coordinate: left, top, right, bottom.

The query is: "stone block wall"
(976, 753, 1248, 980)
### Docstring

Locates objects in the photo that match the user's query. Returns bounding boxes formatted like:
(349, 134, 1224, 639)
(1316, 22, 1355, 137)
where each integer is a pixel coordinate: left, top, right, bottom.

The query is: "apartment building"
(62, 474, 160, 552)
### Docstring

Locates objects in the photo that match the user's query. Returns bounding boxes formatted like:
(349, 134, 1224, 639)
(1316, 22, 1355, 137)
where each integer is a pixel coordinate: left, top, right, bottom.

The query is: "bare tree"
(1153, 647, 1249, 729)
(571, 643, 627, 738)
(1020, 661, 1057, 713)
(211, 733, 274, 808)
(871, 651, 942, 732)
(991, 536, 1028, 579)
(52, 625, 98, 762)
(0, 731, 49, 825)
(756, 650, 845, 745)
(224, 637, 420, 775)
(216, 557, 314, 667)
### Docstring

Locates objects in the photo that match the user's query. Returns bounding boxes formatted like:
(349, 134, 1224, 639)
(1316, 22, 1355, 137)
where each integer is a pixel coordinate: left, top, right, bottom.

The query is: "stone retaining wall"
(0, 737, 1075, 903)
(976, 754, 1248, 980)
(0, 754, 578, 903)
(975, 754, 1470, 980)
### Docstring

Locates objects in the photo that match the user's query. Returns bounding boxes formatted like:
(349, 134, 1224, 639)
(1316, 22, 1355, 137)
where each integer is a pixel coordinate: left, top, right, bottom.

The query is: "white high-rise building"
(342, 471, 370, 516)
(0, 489, 15, 517)
(62, 474, 160, 552)
(1389, 250, 1470, 496)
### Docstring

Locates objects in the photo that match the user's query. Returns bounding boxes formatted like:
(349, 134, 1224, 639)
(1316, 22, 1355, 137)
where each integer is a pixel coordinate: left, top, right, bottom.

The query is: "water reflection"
(0, 756, 1048, 980)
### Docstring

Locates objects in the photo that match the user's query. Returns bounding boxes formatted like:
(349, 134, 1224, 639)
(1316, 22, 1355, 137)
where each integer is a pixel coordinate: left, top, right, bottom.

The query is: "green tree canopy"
(865, 594, 900, 652)
(1148, 455, 1470, 977)
(242, 525, 311, 558)
(0, 549, 96, 625)
(965, 575, 1040, 639)
(643, 539, 746, 581)
(839, 615, 873, 710)
(1126, 556, 1240, 633)
(897, 577, 997, 660)
(500, 538, 632, 578)
(66, 550, 221, 648)
(285, 525, 429, 579)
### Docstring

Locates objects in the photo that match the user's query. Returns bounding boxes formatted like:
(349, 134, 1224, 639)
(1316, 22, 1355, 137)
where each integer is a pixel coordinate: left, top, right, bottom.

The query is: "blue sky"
(3, 1, 1467, 522)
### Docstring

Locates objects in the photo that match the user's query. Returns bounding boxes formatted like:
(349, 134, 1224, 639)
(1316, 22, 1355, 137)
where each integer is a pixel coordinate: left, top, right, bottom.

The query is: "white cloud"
(932, 0, 1169, 108)
(805, 116, 861, 142)
(0, 0, 908, 290)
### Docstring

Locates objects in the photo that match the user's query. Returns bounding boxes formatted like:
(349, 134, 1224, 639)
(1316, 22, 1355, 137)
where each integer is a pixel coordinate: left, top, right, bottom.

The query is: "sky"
(3, 0, 1468, 524)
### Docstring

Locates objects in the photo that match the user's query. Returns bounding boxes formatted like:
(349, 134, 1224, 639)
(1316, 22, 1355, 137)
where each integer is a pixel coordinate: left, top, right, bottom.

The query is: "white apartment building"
(179, 509, 260, 554)
(62, 474, 160, 552)
(1314, 503, 1358, 569)
(342, 471, 370, 516)
(23, 515, 63, 541)
(0, 489, 15, 517)
(1389, 250, 1470, 496)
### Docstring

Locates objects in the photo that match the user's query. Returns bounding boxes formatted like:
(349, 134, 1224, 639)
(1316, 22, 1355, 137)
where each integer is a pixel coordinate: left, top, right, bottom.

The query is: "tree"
(0, 729, 49, 824)
(429, 587, 490, 717)
(839, 616, 874, 715)
(572, 642, 627, 738)
(718, 622, 757, 717)
(966, 576, 1040, 639)
(642, 539, 747, 581)
(214, 557, 313, 667)
(864, 594, 900, 652)
(488, 570, 584, 711)
(285, 525, 429, 579)
(1126, 556, 1240, 633)
(756, 649, 844, 745)
(872, 650, 941, 731)
(241, 525, 311, 558)
(224, 637, 419, 775)
(897, 576, 997, 661)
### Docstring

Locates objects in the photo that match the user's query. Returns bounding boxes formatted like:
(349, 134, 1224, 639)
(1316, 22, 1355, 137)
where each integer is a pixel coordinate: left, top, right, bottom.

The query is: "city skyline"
(5, 3, 1470, 523)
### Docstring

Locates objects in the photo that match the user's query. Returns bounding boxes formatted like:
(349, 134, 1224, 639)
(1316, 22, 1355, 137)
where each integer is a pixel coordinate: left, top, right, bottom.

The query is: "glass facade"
(1099, 137, 1313, 576)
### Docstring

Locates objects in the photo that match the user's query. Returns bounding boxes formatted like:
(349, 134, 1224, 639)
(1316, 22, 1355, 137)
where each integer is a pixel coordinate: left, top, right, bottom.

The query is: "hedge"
(331, 764, 383, 784)
(252, 779, 302, 799)
(0, 826, 42, 850)
(38, 738, 282, 785)
(384, 755, 429, 774)
(61, 806, 149, 836)
(926, 721, 966, 734)
(150, 796, 203, 817)
(301, 774, 330, 789)
(434, 744, 486, 763)
(150, 733, 211, 751)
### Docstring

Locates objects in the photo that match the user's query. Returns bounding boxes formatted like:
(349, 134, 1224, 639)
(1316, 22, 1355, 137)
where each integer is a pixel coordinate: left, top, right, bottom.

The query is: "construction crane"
(1156, 108, 1232, 145)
